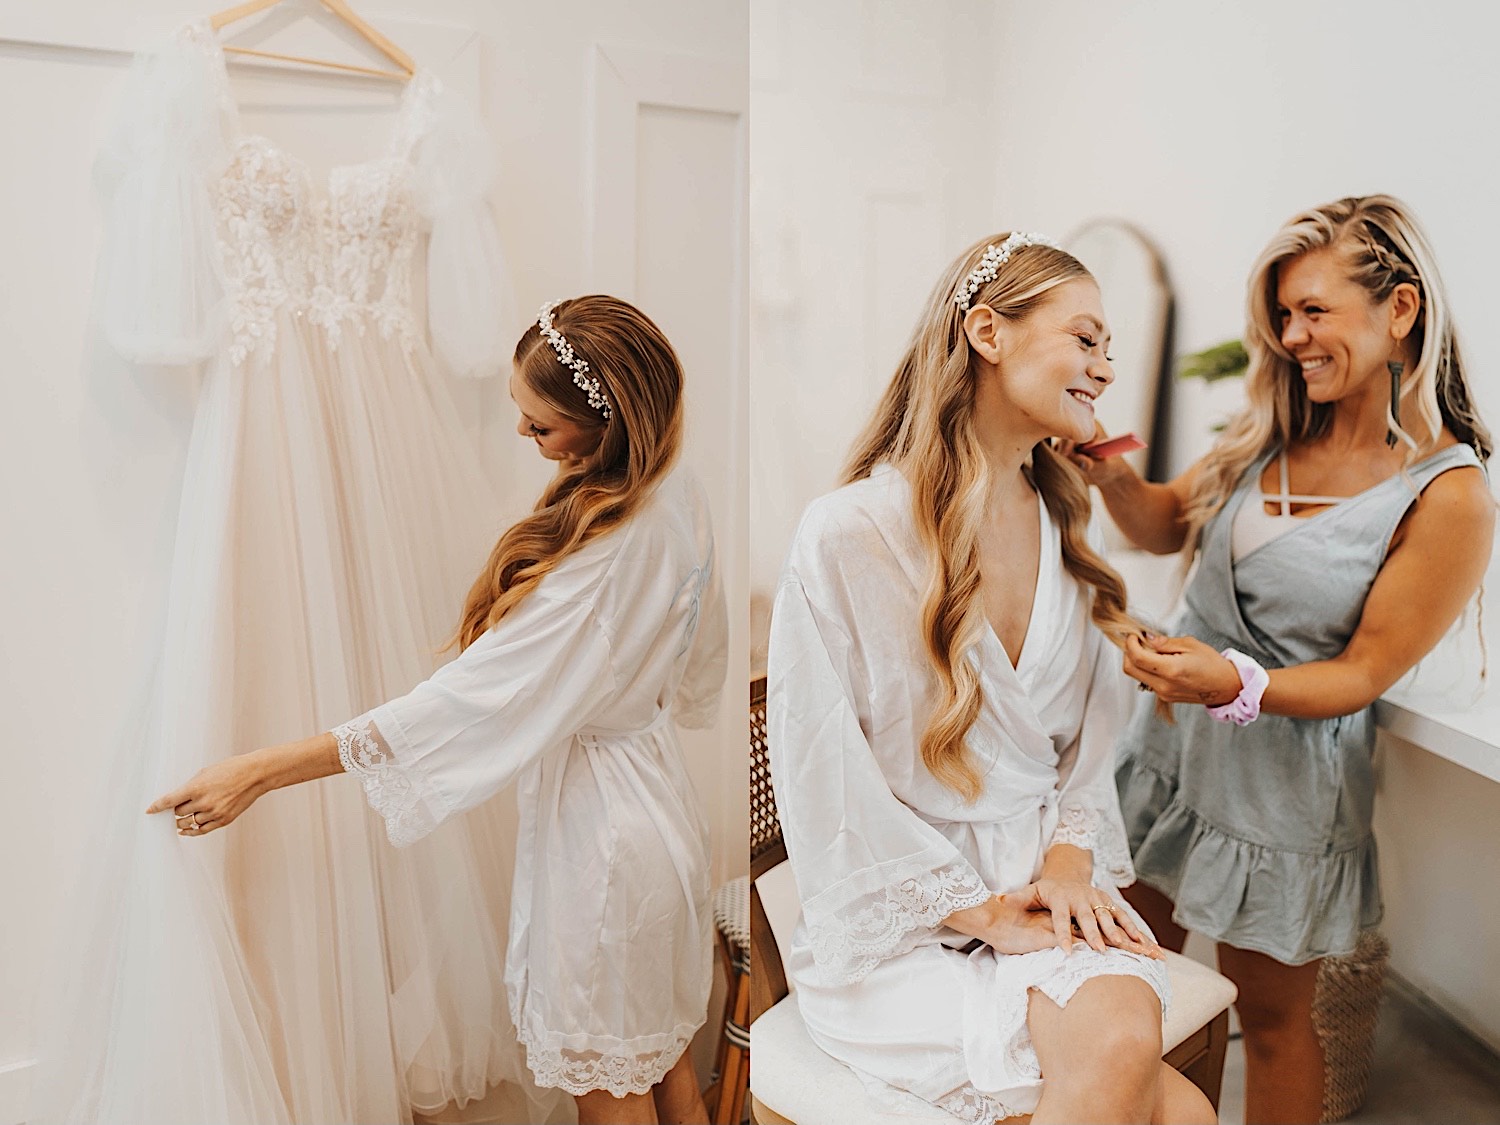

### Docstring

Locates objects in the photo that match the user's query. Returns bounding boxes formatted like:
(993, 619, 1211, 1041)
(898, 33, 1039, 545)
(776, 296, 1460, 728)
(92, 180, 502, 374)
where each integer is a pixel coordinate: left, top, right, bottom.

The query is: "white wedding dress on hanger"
(30, 21, 565, 1125)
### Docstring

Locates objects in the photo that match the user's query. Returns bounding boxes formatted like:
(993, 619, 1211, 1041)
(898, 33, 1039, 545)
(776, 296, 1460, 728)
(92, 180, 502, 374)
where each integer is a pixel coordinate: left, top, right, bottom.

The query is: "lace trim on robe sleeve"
(332, 716, 444, 848)
(805, 860, 992, 986)
(1049, 801, 1137, 885)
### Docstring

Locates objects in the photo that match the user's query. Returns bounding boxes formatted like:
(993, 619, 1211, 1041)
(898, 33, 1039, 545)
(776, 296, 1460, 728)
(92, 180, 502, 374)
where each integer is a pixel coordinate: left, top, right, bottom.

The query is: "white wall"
(990, 0, 1500, 477)
(0, 2, 746, 1118)
(988, 0, 1500, 1051)
(748, 0, 1000, 603)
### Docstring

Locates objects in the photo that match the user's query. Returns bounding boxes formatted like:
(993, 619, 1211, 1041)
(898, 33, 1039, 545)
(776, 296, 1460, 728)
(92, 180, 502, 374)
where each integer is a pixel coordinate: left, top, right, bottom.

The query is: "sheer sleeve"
(768, 568, 992, 987)
(334, 591, 616, 847)
(1048, 515, 1137, 884)
(411, 79, 517, 380)
(95, 37, 227, 365)
(674, 521, 728, 731)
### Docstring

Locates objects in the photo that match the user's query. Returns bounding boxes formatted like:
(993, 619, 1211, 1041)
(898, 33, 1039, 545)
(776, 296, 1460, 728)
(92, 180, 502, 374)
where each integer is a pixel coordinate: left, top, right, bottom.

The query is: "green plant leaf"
(1177, 339, 1248, 384)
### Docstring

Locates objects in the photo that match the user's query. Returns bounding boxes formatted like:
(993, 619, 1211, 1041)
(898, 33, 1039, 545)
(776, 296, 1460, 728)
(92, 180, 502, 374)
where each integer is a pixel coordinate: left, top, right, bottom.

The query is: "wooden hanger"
(209, 0, 415, 81)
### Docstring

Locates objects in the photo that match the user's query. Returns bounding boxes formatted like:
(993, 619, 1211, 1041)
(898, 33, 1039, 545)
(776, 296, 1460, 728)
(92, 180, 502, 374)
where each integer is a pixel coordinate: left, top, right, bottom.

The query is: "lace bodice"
(185, 24, 434, 364)
(216, 139, 422, 363)
(97, 21, 511, 378)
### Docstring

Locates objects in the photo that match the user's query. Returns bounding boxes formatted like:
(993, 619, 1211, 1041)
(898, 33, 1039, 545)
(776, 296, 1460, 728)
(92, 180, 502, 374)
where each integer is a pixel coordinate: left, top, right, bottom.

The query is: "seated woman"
(768, 233, 1216, 1124)
(1073, 195, 1494, 1125)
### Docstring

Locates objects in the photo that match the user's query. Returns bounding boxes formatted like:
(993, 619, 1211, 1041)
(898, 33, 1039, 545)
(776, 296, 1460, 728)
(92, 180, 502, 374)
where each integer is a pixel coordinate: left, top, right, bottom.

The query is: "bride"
(768, 232, 1216, 1124)
(150, 295, 728, 1125)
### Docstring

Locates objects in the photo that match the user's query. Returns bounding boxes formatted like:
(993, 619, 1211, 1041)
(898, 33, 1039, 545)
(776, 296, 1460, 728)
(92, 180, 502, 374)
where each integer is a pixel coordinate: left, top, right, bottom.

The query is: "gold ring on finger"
(1092, 904, 1115, 917)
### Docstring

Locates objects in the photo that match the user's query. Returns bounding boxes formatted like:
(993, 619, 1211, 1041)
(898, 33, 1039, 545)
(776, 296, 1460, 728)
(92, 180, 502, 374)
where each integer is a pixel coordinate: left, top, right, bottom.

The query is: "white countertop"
(1376, 691, 1500, 784)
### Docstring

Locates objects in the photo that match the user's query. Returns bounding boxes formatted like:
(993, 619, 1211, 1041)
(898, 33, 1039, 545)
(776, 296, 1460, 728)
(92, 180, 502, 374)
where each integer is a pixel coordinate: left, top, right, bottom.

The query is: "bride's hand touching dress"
(146, 735, 341, 835)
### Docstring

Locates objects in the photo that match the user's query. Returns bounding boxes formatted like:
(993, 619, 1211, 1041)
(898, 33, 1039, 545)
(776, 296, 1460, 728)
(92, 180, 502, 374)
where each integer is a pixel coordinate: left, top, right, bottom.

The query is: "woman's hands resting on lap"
(943, 888, 1073, 955)
(944, 844, 1164, 959)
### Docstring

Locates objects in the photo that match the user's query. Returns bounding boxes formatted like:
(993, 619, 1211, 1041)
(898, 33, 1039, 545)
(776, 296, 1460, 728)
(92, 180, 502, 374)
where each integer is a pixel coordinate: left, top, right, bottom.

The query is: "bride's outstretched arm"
(146, 734, 342, 835)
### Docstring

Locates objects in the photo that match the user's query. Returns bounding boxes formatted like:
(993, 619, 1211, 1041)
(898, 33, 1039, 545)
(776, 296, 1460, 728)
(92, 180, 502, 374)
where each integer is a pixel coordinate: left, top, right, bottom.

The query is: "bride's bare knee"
(1069, 976, 1163, 1061)
(1029, 977, 1163, 1119)
(1082, 1019, 1162, 1099)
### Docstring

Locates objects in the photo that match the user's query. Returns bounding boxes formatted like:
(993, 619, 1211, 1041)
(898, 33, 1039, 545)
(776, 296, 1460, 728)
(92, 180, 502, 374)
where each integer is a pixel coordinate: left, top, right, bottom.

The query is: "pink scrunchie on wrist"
(1206, 648, 1269, 725)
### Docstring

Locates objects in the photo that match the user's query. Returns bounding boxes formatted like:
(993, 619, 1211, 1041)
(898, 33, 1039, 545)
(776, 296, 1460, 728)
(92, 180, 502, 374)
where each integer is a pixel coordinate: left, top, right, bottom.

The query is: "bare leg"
(1216, 943, 1323, 1125)
(990, 1059, 1214, 1124)
(1153, 1063, 1219, 1125)
(651, 1051, 708, 1125)
(1027, 975, 1163, 1124)
(1122, 881, 1189, 954)
(576, 1089, 659, 1125)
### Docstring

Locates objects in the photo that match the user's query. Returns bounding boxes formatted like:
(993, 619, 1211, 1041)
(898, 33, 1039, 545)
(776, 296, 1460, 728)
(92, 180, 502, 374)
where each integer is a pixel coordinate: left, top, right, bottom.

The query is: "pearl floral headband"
(537, 300, 612, 421)
(953, 231, 1061, 312)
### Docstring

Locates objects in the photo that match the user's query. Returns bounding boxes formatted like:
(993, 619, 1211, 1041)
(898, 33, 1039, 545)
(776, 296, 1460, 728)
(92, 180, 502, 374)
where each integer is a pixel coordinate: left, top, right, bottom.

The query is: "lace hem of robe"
(806, 861, 992, 986)
(856, 1074, 1021, 1124)
(934, 1082, 1021, 1124)
(332, 718, 442, 847)
(516, 1020, 693, 1097)
(1049, 801, 1136, 884)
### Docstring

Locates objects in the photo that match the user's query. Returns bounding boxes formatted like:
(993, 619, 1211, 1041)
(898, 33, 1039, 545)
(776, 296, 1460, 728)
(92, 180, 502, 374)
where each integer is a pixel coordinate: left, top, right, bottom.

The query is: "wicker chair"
(707, 871, 751, 1122)
(747, 675, 1239, 1124)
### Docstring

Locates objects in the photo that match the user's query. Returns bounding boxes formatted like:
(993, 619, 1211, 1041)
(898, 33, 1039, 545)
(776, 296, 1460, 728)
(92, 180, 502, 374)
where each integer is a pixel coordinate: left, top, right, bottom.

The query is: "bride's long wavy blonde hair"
(843, 233, 1148, 801)
(1181, 194, 1493, 554)
(453, 295, 683, 650)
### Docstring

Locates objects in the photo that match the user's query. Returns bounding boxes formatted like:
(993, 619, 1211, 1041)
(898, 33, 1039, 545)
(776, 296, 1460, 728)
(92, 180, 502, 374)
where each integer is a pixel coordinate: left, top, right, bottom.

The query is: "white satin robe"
(336, 464, 728, 1097)
(768, 464, 1168, 1123)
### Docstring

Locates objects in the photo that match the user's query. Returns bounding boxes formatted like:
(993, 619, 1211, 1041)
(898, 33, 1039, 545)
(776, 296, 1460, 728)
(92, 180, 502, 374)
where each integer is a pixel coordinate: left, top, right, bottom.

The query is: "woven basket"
(1313, 930, 1390, 1122)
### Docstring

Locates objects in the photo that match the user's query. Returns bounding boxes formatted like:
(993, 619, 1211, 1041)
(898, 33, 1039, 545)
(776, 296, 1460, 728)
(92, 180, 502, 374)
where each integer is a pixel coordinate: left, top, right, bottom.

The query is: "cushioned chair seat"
(750, 949, 1238, 1125)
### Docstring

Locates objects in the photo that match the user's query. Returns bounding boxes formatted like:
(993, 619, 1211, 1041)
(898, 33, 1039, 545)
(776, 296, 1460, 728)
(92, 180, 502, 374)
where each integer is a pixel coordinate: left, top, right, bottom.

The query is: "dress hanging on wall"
(30, 21, 565, 1125)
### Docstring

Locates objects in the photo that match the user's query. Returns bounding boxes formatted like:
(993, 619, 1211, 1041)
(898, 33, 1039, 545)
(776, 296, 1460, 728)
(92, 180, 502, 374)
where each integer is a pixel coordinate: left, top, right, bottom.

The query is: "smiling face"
(510, 368, 605, 464)
(1275, 247, 1402, 404)
(992, 277, 1115, 443)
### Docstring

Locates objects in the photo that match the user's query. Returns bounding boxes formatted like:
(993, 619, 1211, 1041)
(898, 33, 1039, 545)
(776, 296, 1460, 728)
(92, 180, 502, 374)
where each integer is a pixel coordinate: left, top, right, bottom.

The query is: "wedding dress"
(30, 21, 563, 1125)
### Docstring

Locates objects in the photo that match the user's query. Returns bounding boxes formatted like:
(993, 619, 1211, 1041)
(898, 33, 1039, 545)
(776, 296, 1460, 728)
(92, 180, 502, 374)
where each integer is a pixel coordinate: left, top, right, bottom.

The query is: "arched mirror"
(1065, 218, 1173, 481)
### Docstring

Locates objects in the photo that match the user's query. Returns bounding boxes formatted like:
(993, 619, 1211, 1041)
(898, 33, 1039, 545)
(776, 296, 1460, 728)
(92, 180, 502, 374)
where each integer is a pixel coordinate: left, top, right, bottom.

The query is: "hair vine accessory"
(954, 231, 1061, 312)
(537, 300, 612, 421)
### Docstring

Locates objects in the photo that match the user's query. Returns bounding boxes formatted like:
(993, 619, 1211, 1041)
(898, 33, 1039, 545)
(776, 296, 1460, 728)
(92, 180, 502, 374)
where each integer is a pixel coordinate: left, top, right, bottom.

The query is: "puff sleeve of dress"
(95, 35, 228, 365)
(1046, 514, 1138, 884)
(410, 79, 517, 380)
(768, 499, 993, 988)
(333, 586, 617, 847)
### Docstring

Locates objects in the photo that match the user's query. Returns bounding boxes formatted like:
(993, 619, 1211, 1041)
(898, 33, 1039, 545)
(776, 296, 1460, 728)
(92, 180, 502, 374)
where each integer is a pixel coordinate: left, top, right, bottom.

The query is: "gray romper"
(1114, 443, 1483, 964)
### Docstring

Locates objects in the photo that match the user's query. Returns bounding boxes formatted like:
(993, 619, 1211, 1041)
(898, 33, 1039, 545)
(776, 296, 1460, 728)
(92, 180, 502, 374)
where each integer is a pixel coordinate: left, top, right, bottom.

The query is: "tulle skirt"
(30, 312, 566, 1125)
